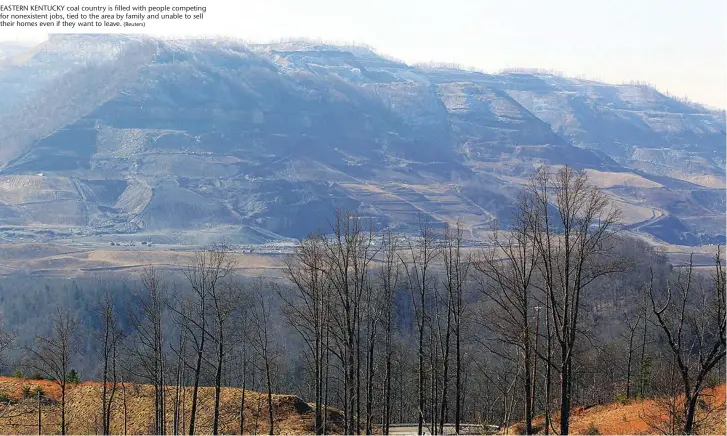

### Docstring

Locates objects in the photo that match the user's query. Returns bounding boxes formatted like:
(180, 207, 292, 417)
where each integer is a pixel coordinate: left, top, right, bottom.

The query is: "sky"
(2, 0, 726, 108)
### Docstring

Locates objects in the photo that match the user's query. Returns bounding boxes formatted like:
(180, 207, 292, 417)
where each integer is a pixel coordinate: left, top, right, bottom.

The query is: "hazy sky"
(3, 0, 725, 108)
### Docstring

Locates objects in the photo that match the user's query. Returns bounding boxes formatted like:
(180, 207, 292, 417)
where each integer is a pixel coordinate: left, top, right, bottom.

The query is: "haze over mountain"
(0, 34, 724, 246)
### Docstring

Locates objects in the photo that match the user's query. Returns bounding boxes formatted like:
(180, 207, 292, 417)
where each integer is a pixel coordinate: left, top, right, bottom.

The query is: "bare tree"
(399, 216, 439, 435)
(438, 221, 470, 434)
(475, 208, 538, 434)
(230, 315, 253, 436)
(25, 308, 80, 435)
(0, 320, 14, 370)
(210, 278, 242, 434)
(96, 291, 124, 435)
(180, 242, 234, 435)
(251, 278, 278, 435)
(321, 209, 377, 434)
(363, 276, 383, 435)
(444, 222, 470, 435)
(525, 166, 622, 434)
(379, 229, 400, 434)
(621, 289, 645, 400)
(171, 309, 188, 436)
(127, 266, 168, 435)
(647, 248, 726, 434)
(282, 233, 331, 434)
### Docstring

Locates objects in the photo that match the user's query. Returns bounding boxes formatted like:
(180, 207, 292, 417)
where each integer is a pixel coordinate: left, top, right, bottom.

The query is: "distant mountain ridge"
(0, 34, 723, 246)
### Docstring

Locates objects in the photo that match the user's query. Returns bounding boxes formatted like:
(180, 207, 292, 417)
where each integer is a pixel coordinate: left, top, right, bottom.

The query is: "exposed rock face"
(0, 35, 723, 245)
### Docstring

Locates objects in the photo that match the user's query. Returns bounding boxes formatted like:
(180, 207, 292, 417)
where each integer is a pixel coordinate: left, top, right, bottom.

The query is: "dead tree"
(525, 166, 622, 434)
(25, 308, 80, 435)
(647, 248, 726, 434)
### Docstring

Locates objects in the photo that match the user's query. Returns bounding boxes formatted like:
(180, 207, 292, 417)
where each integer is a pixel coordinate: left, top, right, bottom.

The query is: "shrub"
(11, 369, 23, 379)
(21, 384, 31, 398)
(67, 369, 80, 384)
(615, 392, 630, 405)
(0, 390, 9, 403)
(584, 422, 600, 435)
(31, 371, 43, 380)
(33, 386, 44, 398)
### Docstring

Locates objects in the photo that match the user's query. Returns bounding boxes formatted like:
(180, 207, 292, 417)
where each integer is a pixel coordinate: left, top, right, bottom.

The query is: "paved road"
(388, 423, 497, 435)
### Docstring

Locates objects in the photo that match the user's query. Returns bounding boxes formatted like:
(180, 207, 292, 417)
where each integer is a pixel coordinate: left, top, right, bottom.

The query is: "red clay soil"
(507, 384, 726, 435)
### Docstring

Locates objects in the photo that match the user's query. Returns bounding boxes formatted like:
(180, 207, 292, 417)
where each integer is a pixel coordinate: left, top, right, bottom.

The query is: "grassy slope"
(0, 376, 343, 435)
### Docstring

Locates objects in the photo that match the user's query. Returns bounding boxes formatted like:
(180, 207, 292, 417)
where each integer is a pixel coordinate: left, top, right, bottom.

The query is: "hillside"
(1, 376, 723, 435)
(0, 35, 723, 250)
(0, 376, 343, 435)
(507, 385, 726, 435)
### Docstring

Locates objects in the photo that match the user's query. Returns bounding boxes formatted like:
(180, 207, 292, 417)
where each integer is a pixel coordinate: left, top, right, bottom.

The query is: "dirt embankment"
(0, 376, 343, 435)
(507, 384, 726, 435)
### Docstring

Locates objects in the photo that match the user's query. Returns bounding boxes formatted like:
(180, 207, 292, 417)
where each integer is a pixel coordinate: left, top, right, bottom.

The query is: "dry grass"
(506, 385, 725, 435)
(0, 377, 343, 435)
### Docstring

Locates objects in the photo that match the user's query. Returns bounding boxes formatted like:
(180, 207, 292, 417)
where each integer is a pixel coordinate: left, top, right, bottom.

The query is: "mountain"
(0, 35, 723, 246)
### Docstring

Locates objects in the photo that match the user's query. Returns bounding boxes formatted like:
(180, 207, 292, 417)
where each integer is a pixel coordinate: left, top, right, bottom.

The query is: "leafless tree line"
(1, 165, 723, 435)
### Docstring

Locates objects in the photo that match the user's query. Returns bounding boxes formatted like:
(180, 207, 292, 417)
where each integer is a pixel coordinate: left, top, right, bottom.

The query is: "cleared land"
(506, 384, 725, 435)
(0, 376, 343, 435)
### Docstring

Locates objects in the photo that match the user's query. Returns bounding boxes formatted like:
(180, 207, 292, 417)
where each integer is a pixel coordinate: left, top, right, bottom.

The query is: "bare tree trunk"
(25, 309, 79, 436)
(626, 327, 636, 399)
(181, 244, 234, 436)
(102, 321, 109, 435)
(454, 315, 462, 434)
(524, 166, 622, 435)
(213, 329, 224, 434)
(122, 377, 127, 436)
(417, 315, 425, 435)
(188, 319, 204, 436)
(37, 389, 41, 435)
(639, 296, 649, 398)
(399, 217, 438, 435)
(323, 327, 330, 435)
(559, 349, 571, 435)
(356, 316, 361, 435)
(61, 384, 66, 435)
(544, 298, 552, 436)
(647, 250, 726, 435)
(240, 355, 247, 436)
(438, 293, 452, 435)
(265, 357, 274, 435)
(381, 229, 399, 435)
(365, 318, 376, 435)
(173, 329, 185, 436)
